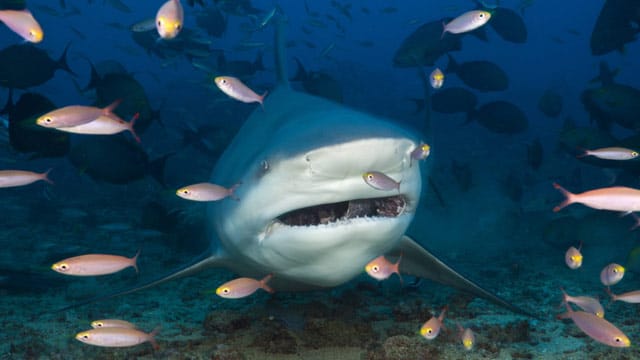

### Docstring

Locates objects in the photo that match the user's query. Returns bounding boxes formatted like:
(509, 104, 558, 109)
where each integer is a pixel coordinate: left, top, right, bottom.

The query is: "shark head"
(208, 87, 422, 289)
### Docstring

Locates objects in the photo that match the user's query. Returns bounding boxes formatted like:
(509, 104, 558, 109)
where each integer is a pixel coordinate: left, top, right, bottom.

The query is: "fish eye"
(95, 322, 103, 327)
(615, 337, 622, 343)
(222, 288, 230, 294)
(181, 189, 190, 195)
(426, 328, 433, 334)
(44, 117, 52, 123)
(372, 265, 379, 272)
(633, 152, 638, 157)
(58, 264, 68, 271)
(175, 23, 182, 30)
(82, 334, 89, 339)
(367, 174, 374, 180)
(157, 19, 163, 27)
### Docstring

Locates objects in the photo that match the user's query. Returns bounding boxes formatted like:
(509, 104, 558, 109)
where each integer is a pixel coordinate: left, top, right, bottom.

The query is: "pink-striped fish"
(176, 182, 240, 202)
(214, 76, 267, 108)
(51, 251, 140, 276)
(0, 9, 43, 43)
(36, 100, 122, 128)
(91, 319, 137, 329)
(216, 274, 274, 299)
(76, 327, 159, 349)
(420, 306, 447, 340)
(156, 0, 183, 39)
(561, 288, 604, 318)
(365, 254, 403, 283)
(558, 301, 630, 347)
(600, 263, 625, 286)
(55, 113, 140, 143)
(552, 183, 640, 213)
(0, 169, 52, 188)
(607, 288, 640, 304)
(363, 171, 400, 191)
(565, 244, 583, 270)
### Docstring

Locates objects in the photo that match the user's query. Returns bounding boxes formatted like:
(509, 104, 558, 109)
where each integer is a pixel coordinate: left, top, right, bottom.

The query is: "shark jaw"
(214, 133, 422, 289)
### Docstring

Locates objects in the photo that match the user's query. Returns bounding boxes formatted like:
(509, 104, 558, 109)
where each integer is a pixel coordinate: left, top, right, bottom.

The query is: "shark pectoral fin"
(393, 235, 536, 318)
(53, 250, 228, 313)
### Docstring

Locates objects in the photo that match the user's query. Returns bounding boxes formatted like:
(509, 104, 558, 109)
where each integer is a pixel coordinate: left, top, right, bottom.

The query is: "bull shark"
(61, 20, 531, 317)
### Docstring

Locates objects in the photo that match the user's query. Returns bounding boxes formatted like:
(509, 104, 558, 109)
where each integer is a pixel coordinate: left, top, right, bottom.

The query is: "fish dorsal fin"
(274, 15, 290, 88)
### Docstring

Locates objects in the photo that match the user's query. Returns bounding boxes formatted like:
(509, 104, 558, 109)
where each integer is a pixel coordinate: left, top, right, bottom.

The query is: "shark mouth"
(276, 195, 407, 226)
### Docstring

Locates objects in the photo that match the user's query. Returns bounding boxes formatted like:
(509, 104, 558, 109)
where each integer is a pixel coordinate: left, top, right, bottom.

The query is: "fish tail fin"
(605, 287, 616, 304)
(445, 54, 457, 74)
(148, 326, 161, 350)
(259, 91, 268, 111)
(261, 273, 275, 293)
(575, 147, 588, 158)
(132, 249, 141, 274)
(42, 168, 54, 184)
(441, 21, 447, 39)
(128, 113, 141, 143)
(552, 182, 574, 212)
(629, 213, 640, 231)
(292, 57, 307, 82)
(57, 42, 76, 77)
(148, 152, 175, 187)
(229, 181, 242, 201)
(83, 60, 101, 91)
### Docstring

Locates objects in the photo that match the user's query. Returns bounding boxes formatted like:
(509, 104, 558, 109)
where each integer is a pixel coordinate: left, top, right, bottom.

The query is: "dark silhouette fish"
(430, 87, 478, 118)
(526, 138, 543, 170)
(69, 136, 169, 185)
(445, 55, 509, 92)
(0, 43, 75, 89)
(393, 19, 462, 67)
(470, 101, 528, 134)
(85, 66, 158, 134)
(590, 0, 640, 55)
(582, 83, 640, 131)
(5, 92, 70, 158)
(538, 89, 563, 118)
(195, 6, 227, 37)
(291, 57, 343, 103)
(488, 7, 527, 43)
(217, 52, 265, 79)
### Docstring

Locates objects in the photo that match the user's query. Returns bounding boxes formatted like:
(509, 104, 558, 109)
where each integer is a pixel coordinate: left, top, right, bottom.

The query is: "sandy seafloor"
(1, 164, 640, 360)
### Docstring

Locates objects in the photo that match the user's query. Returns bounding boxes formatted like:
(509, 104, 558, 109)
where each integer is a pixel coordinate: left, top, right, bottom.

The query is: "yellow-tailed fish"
(457, 323, 475, 350)
(36, 99, 122, 128)
(55, 113, 140, 143)
(442, 10, 491, 37)
(429, 68, 444, 89)
(91, 319, 137, 329)
(365, 254, 402, 283)
(577, 147, 639, 161)
(420, 306, 447, 340)
(553, 183, 640, 213)
(363, 171, 400, 191)
(76, 327, 160, 349)
(561, 288, 604, 318)
(176, 182, 241, 202)
(565, 244, 583, 269)
(607, 288, 640, 304)
(156, 0, 183, 40)
(215, 274, 274, 299)
(51, 251, 140, 276)
(0, 9, 43, 43)
(558, 300, 630, 347)
(600, 263, 625, 286)
(0, 169, 52, 188)
(214, 76, 268, 108)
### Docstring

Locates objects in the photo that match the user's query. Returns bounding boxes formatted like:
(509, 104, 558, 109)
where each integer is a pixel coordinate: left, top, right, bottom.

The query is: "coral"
(250, 319, 298, 354)
(203, 310, 251, 334)
(302, 318, 374, 348)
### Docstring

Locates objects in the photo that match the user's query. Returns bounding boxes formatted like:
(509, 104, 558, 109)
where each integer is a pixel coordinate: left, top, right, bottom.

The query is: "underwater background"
(1, 0, 640, 359)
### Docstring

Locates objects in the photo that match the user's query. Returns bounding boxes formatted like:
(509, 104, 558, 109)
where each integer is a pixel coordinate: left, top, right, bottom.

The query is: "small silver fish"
(578, 147, 639, 161)
(214, 76, 267, 108)
(443, 10, 491, 36)
(363, 171, 400, 191)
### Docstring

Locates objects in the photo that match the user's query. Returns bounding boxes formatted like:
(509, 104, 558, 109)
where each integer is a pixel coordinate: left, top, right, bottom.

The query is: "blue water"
(1, 0, 640, 358)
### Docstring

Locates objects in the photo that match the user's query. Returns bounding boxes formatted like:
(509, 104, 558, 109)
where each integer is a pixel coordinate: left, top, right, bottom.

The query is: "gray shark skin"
(58, 20, 532, 318)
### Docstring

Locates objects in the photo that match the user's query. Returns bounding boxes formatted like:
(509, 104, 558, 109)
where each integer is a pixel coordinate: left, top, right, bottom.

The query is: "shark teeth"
(275, 195, 407, 227)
